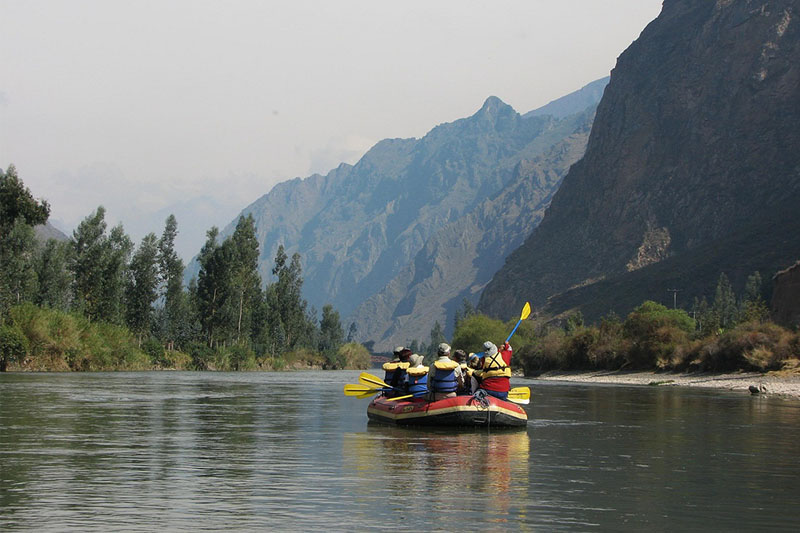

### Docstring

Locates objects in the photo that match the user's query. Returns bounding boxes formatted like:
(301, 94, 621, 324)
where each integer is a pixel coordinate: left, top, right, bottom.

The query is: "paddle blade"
(520, 302, 531, 321)
(356, 390, 380, 399)
(507, 397, 530, 405)
(359, 372, 390, 389)
(508, 386, 531, 402)
(343, 384, 380, 397)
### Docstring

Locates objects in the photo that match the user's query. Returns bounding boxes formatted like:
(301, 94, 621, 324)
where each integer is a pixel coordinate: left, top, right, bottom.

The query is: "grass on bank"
(0, 303, 371, 372)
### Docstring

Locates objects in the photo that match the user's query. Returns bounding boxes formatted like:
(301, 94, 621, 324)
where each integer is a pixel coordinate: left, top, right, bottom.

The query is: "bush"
(0, 323, 29, 371)
(142, 337, 166, 366)
(692, 321, 798, 371)
(623, 301, 695, 368)
(338, 342, 371, 369)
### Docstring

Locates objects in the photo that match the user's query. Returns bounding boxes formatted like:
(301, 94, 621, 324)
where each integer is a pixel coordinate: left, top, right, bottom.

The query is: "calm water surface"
(2, 371, 799, 531)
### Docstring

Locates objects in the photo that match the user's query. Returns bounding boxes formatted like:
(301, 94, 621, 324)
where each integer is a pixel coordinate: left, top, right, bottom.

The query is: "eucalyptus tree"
(270, 245, 311, 349)
(34, 239, 72, 310)
(157, 214, 187, 348)
(228, 215, 262, 343)
(126, 233, 160, 344)
(0, 165, 50, 318)
(70, 207, 132, 323)
(319, 303, 344, 367)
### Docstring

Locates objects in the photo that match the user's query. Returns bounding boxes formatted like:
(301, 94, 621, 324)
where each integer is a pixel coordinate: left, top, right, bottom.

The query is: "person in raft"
(383, 346, 412, 397)
(466, 352, 482, 394)
(478, 340, 512, 400)
(406, 353, 429, 399)
(428, 343, 464, 401)
(451, 349, 469, 394)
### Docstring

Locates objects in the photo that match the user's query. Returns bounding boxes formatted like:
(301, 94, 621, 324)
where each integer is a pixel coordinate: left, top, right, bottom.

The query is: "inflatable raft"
(367, 394, 528, 428)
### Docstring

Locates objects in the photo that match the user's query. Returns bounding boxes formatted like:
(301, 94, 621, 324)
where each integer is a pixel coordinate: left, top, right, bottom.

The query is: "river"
(1, 371, 799, 531)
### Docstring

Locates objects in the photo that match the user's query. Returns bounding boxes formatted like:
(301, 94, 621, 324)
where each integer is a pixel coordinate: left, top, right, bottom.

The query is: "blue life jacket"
(431, 359, 459, 393)
(382, 361, 409, 397)
(407, 366, 429, 396)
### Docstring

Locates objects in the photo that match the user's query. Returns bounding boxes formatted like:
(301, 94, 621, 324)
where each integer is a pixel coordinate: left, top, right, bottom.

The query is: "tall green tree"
(0, 164, 50, 233)
(319, 303, 344, 367)
(196, 226, 228, 346)
(0, 165, 50, 318)
(0, 219, 39, 315)
(34, 239, 72, 310)
(426, 321, 446, 362)
(157, 214, 187, 348)
(270, 245, 310, 349)
(713, 273, 738, 330)
(228, 215, 261, 343)
(126, 233, 160, 343)
(70, 207, 132, 323)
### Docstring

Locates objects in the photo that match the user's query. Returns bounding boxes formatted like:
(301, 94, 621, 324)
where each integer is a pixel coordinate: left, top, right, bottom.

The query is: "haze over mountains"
(202, 80, 607, 349)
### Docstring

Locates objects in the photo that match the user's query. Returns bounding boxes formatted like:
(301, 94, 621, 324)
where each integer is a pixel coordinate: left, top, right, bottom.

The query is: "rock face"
(772, 261, 800, 329)
(208, 81, 607, 337)
(480, 0, 800, 321)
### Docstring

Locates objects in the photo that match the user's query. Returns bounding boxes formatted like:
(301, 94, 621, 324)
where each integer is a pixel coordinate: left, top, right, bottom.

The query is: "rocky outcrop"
(480, 0, 800, 321)
(772, 261, 800, 329)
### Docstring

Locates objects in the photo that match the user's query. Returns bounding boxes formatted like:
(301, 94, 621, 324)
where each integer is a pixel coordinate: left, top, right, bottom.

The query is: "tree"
(0, 166, 50, 318)
(270, 245, 310, 349)
(453, 297, 476, 331)
(426, 321, 446, 362)
(319, 304, 344, 367)
(0, 164, 50, 233)
(228, 215, 262, 343)
(346, 322, 358, 342)
(196, 227, 229, 346)
(741, 271, 768, 323)
(157, 214, 187, 349)
(0, 219, 39, 316)
(34, 239, 72, 310)
(126, 233, 160, 343)
(70, 207, 132, 324)
(713, 273, 738, 330)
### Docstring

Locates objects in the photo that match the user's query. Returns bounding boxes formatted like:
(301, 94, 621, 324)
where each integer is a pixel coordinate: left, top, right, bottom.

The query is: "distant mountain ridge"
(480, 0, 800, 321)
(206, 80, 608, 345)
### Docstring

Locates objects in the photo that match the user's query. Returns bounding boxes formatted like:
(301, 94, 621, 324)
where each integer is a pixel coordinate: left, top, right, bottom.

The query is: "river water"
(1, 371, 799, 531)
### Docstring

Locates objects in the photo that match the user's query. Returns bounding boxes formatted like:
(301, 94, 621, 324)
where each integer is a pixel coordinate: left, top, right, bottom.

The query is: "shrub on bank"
(338, 342, 371, 369)
(688, 321, 799, 371)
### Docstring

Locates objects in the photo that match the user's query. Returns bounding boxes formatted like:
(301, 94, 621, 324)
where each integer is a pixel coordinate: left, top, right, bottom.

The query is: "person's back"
(383, 346, 412, 397)
(429, 343, 460, 401)
(406, 354, 429, 399)
(478, 341, 512, 400)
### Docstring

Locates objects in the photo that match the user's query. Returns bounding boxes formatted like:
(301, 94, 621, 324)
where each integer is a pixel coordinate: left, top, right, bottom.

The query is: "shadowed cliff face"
(480, 0, 800, 321)
(772, 262, 800, 329)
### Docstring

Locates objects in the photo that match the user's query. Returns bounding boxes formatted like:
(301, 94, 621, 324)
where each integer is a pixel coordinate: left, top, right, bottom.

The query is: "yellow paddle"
(343, 384, 385, 396)
(505, 302, 531, 344)
(359, 372, 392, 389)
(508, 386, 531, 405)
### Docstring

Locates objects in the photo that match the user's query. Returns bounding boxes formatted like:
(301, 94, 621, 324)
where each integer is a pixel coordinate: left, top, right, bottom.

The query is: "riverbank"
(533, 366, 800, 399)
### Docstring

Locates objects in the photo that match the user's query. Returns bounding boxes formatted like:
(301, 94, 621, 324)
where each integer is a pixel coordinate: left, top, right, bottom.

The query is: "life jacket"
(480, 351, 511, 379)
(383, 361, 409, 384)
(431, 359, 459, 393)
(407, 366, 429, 396)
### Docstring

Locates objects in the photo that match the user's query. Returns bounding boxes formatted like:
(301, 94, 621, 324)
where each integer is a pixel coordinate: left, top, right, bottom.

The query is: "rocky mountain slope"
(352, 107, 594, 349)
(480, 0, 800, 321)
(212, 81, 607, 332)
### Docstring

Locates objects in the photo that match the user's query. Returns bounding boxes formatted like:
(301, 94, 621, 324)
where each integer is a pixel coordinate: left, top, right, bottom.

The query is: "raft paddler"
(383, 346, 412, 397)
(451, 349, 469, 394)
(406, 353, 429, 398)
(428, 343, 463, 401)
(477, 341, 512, 400)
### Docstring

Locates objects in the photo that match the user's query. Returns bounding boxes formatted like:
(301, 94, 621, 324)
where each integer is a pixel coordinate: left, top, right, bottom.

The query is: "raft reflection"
(342, 425, 530, 521)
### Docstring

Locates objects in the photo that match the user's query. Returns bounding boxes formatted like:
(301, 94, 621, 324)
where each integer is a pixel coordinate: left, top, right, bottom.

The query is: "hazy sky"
(1, 0, 663, 260)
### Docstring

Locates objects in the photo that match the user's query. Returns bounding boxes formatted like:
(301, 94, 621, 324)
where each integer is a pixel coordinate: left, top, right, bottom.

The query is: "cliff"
(480, 0, 800, 321)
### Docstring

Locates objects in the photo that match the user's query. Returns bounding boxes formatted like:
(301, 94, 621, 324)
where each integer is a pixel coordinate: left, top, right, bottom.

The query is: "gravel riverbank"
(533, 369, 800, 399)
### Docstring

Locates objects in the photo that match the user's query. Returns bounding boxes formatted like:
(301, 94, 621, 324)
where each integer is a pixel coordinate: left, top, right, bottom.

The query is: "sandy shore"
(532, 369, 800, 399)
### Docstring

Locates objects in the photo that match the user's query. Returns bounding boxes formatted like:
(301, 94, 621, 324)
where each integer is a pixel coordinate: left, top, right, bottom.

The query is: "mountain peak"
(479, 95, 509, 115)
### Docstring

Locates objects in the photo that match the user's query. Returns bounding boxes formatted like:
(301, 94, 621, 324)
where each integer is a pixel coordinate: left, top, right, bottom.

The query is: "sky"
(1, 0, 663, 261)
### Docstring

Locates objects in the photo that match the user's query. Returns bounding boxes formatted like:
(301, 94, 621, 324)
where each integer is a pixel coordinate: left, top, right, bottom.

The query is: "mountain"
(480, 0, 800, 322)
(351, 107, 595, 349)
(523, 77, 608, 120)
(34, 222, 68, 243)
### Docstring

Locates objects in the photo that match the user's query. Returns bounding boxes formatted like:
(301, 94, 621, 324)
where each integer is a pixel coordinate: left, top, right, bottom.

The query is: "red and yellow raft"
(367, 394, 528, 428)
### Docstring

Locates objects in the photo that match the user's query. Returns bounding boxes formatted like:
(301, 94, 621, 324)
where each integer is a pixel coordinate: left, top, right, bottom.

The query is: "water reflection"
(343, 425, 530, 523)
